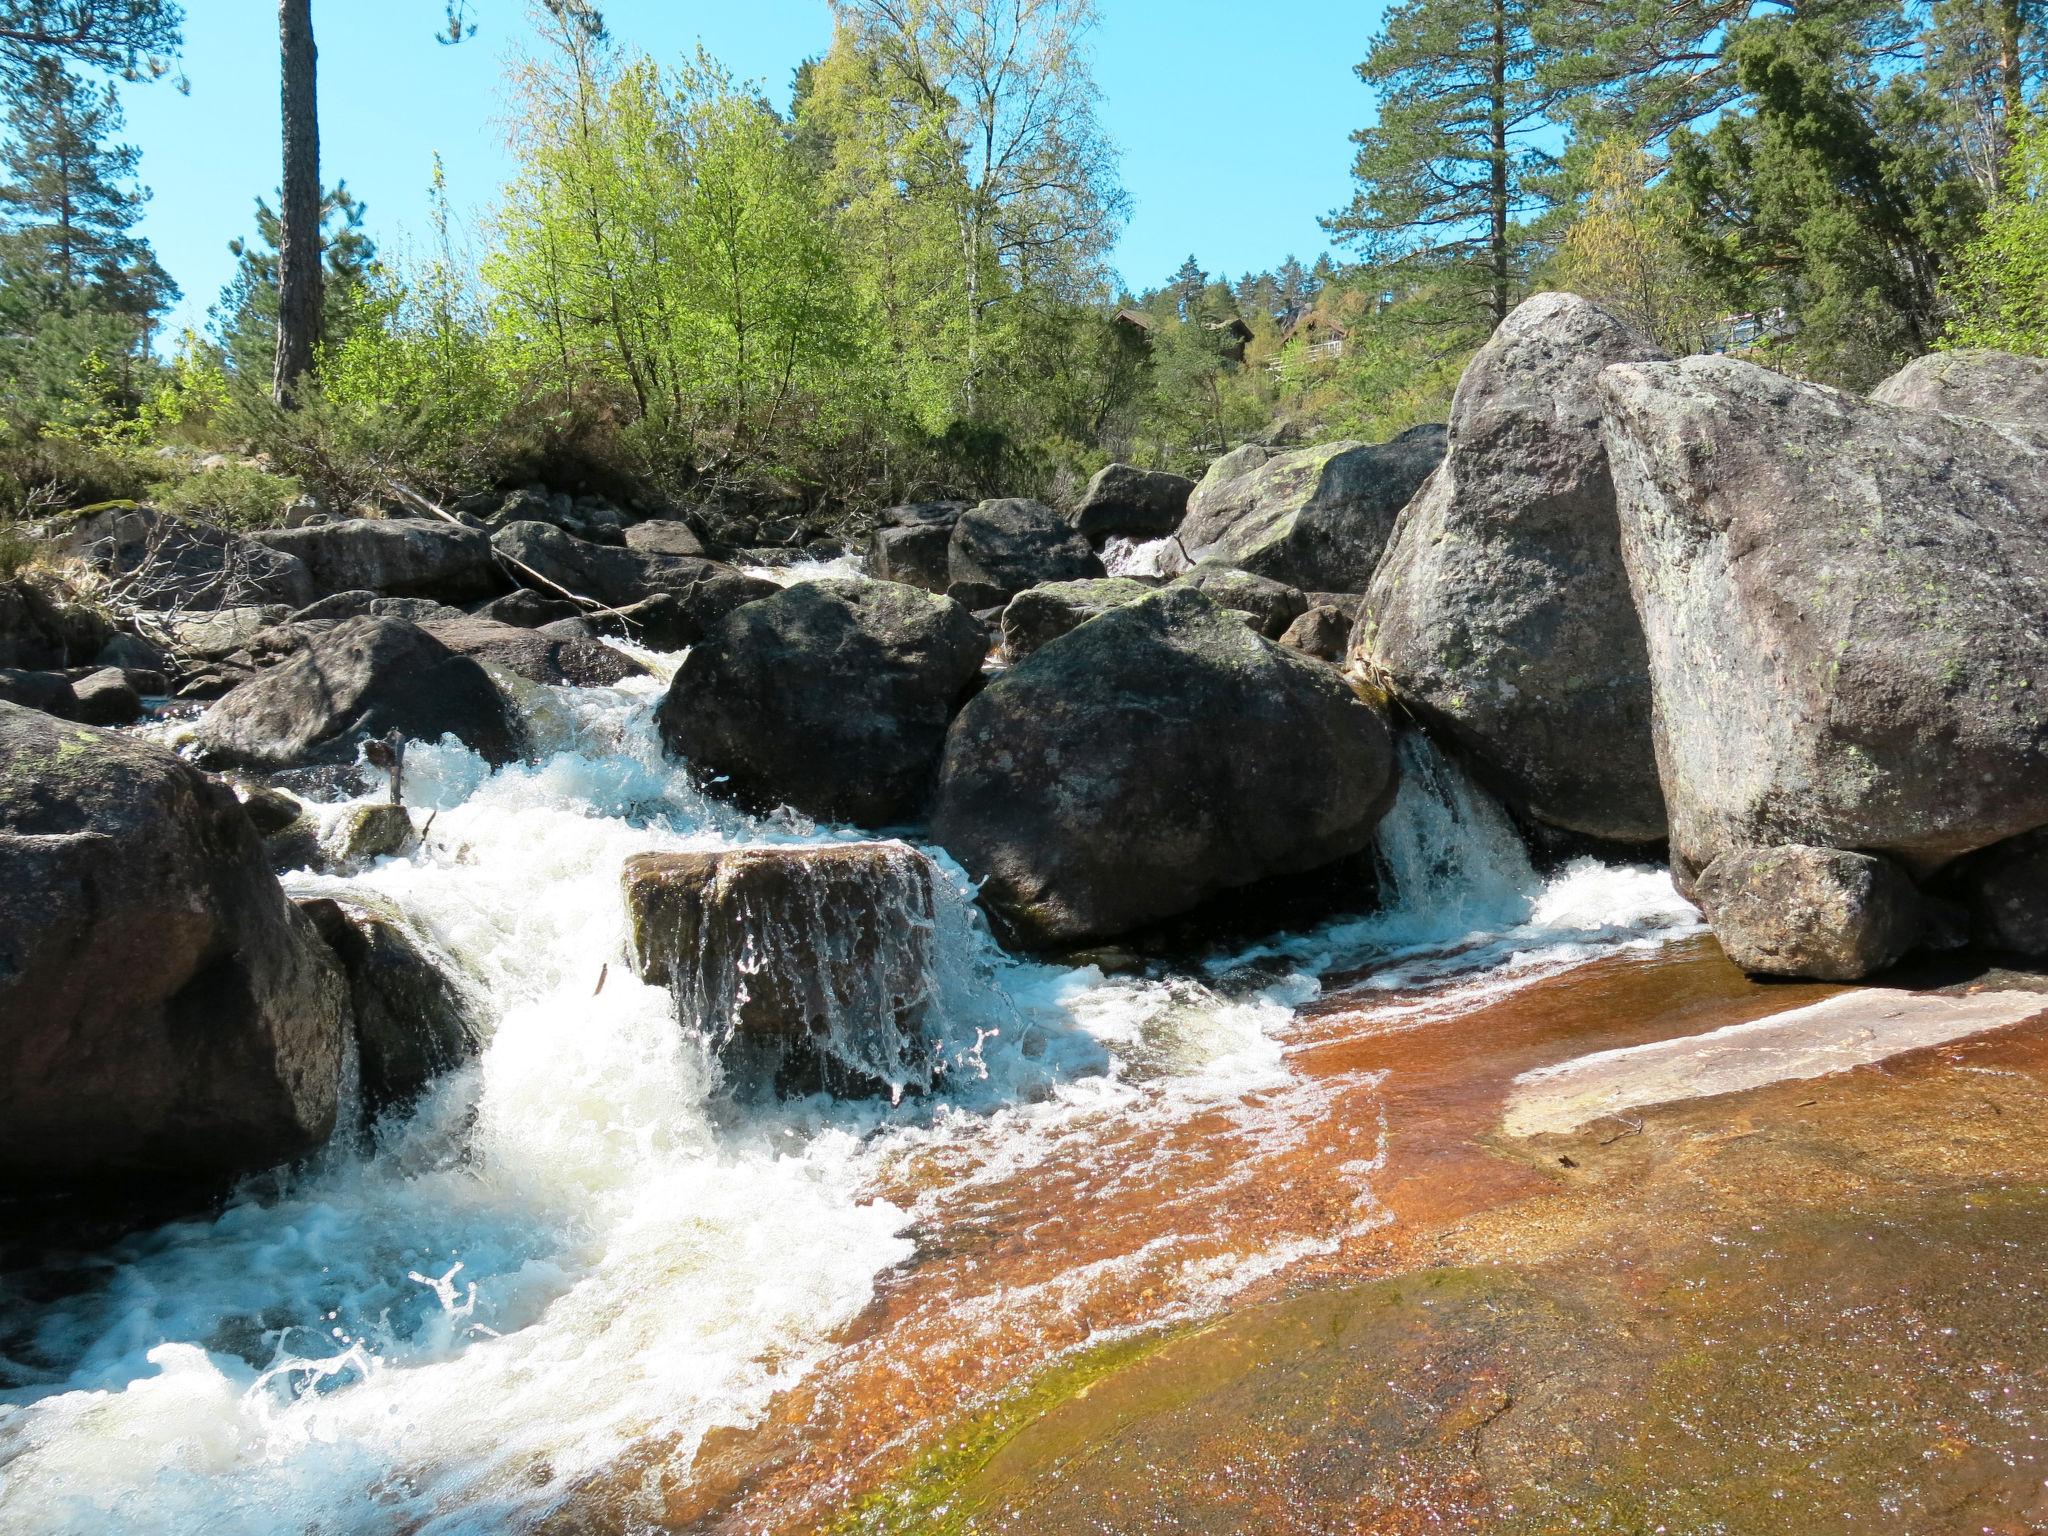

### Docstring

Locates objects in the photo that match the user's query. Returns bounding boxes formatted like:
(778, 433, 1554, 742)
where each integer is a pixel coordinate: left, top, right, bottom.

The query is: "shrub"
(147, 460, 304, 531)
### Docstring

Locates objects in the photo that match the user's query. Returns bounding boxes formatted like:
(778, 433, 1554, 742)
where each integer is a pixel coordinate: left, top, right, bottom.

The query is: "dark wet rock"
(96, 631, 170, 675)
(1176, 427, 1445, 594)
(1602, 355, 2048, 891)
(1941, 829, 2048, 958)
(55, 505, 313, 612)
(301, 896, 480, 1115)
(192, 617, 523, 772)
(624, 520, 707, 559)
(1870, 349, 2048, 431)
(605, 572, 782, 651)
(1072, 464, 1195, 544)
(881, 500, 968, 529)
(253, 518, 504, 604)
(658, 579, 987, 826)
(0, 704, 350, 1188)
(868, 522, 954, 594)
(946, 499, 1105, 610)
(418, 614, 646, 687)
(1279, 605, 1354, 663)
(622, 842, 940, 1098)
(485, 486, 626, 545)
(930, 588, 1399, 948)
(234, 782, 303, 836)
(0, 667, 78, 718)
(1356, 293, 1669, 846)
(491, 520, 738, 610)
(535, 616, 596, 641)
(291, 591, 467, 625)
(1696, 845, 1924, 981)
(1000, 577, 1155, 659)
(469, 589, 586, 629)
(0, 575, 114, 669)
(1167, 564, 1308, 639)
(68, 666, 143, 726)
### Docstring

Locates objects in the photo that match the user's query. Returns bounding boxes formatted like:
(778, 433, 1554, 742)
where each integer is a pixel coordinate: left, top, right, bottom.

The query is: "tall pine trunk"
(1488, 0, 1511, 330)
(273, 0, 321, 407)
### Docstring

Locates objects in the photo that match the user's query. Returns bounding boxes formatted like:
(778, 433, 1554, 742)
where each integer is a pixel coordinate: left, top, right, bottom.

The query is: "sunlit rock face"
(623, 842, 944, 1099)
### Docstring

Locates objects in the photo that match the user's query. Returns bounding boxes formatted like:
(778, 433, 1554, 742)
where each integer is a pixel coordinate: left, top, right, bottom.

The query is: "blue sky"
(118, 1, 1371, 339)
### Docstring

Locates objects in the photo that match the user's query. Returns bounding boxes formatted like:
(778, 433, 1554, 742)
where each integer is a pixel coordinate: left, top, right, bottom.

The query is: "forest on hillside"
(0, 0, 2042, 533)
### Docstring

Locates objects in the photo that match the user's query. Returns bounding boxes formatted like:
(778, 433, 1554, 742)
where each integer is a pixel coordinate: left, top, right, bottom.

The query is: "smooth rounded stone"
(1695, 845, 1924, 981)
(946, 498, 1105, 610)
(0, 668, 78, 718)
(0, 574, 114, 669)
(657, 579, 987, 826)
(0, 703, 350, 1189)
(1941, 829, 2048, 957)
(68, 666, 143, 726)
(53, 505, 314, 612)
(327, 802, 419, 867)
(491, 520, 736, 610)
(1279, 605, 1354, 663)
(291, 591, 467, 625)
(1356, 293, 1669, 846)
(1870, 349, 2048, 431)
(624, 520, 707, 559)
(469, 589, 585, 629)
(1072, 464, 1195, 544)
(606, 572, 781, 650)
(251, 518, 502, 603)
(1601, 355, 2048, 890)
(868, 522, 953, 594)
(1167, 564, 1308, 638)
(1176, 427, 1445, 594)
(622, 843, 942, 1098)
(96, 630, 170, 675)
(1000, 577, 1155, 659)
(192, 616, 524, 772)
(930, 587, 1399, 949)
(418, 614, 646, 688)
(299, 896, 479, 1116)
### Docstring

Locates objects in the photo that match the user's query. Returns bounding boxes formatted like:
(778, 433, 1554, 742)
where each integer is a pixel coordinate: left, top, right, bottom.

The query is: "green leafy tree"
(1945, 109, 2048, 352)
(1547, 136, 1720, 352)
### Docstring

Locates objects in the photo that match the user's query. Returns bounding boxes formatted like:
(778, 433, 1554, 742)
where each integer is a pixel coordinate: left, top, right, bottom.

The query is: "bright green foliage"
(212, 185, 377, 388)
(1546, 137, 1721, 353)
(1945, 110, 2048, 352)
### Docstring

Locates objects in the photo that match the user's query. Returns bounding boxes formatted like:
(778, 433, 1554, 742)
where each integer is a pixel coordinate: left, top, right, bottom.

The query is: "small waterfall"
(1371, 732, 1539, 935)
(1103, 534, 1191, 579)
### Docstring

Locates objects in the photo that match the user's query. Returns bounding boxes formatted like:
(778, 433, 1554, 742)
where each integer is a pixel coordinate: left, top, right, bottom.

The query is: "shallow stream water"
(0, 647, 1699, 1534)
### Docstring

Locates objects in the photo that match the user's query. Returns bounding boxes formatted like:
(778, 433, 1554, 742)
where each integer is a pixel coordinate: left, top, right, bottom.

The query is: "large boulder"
(1000, 577, 1155, 659)
(1870, 349, 2048, 431)
(624, 520, 707, 559)
(418, 615, 646, 688)
(0, 704, 350, 1188)
(56, 505, 313, 612)
(930, 588, 1399, 948)
(1355, 293, 1669, 845)
(1167, 564, 1308, 639)
(657, 579, 987, 826)
(1695, 845, 1924, 982)
(1072, 464, 1195, 544)
(1176, 427, 1445, 594)
(946, 499, 1104, 609)
(1601, 355, 2048, 890)
(1185, 445, 1278, 527)
(0, 574, 113, 669)
(192, 616, 524, 771)
(492, 520, 698, 609)
(299, 896, 479, 1116)
(253, 518, 503, 603)
(291, 591, 466, 626)
(868, 523, 953, 594)
(622, 843, 942, 1097)
(605, 572, 781, 651)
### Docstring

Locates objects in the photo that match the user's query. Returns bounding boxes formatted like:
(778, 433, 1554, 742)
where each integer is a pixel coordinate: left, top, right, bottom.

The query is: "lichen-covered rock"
(1000, 577, 1155, 659)
(946, 499, 1105, 610)
(1696, 845, 1924, 981)
(254, 518, 504, 603)
(623, 843, 941, 1097)
(418, 614, 646, 687)
(1870, 349, 2048, 431)
(1177, 427, 1445, 594)
(607, 572, 781, 651)
(0, 704, 350, 1189)
(0, 574, 113, 669)
(193, 616, 524, 771)
(931, 588, 1399, 948)
(1072, 464, 1195, 544)
(1602, 355, 2048, 890)
(0, 667, 79, 718)
(623, 520, 707, 559)
(469, 590, 586, 629)
(1167, 565, 1308, 639)
(300, 896, 479, 1115)
(658, 579, 987, 826)
(1355, 293, 1669, 845)
(290, 591, 467, 626)
(327, 802, 417, 867)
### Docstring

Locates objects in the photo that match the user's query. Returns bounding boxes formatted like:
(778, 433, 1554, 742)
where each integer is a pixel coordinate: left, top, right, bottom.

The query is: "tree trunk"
(1488, 0, 1511, 330)
(1991, 0, 2027, 188)
(273, 0, 321, 407)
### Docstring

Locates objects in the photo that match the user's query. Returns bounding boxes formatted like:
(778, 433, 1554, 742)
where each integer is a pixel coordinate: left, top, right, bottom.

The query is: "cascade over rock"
(1177, 426, 1445, 594)
(931, 587, 1399, 948)
(1601, 354, 2048, 892)
(193, 616, 525, 771)
(1355, 292, 1669, 845)
(657, 579, 987, 826)
(0, 703, 351, 1188)
(622, 843, 942, 1097)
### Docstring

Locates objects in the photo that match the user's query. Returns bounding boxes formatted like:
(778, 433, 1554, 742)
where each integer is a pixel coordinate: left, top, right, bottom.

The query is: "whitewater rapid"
(0, 658, 1698, 1535)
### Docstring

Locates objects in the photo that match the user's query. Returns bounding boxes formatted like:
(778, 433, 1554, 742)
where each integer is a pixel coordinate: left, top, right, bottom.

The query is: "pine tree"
(213, 184, 374, 384)
(0, 0, 183, 90)
(1325, 0, 1568, 330)
(1169, 254, 1207, 319)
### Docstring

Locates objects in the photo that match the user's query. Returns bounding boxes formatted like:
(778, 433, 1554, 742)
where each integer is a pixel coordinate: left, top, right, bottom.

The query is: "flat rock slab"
(1504, 987, 2048, 1137)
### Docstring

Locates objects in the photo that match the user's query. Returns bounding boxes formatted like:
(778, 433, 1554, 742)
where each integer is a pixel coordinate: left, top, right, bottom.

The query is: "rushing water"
(0, 657, 1697, 1535)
